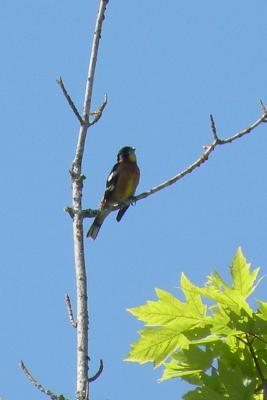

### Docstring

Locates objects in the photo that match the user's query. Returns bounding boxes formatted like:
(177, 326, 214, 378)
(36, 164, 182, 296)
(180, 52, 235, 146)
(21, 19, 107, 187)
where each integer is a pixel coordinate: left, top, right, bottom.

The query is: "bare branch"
(56, 77, 84, 125)
(127, 107, 267, 201)
(88, 359, 104, 383)
(65, 293, 77, 328)
(83, 105, 267, 216)
(70, 1, 109, 399)
(81, 3, 109, 126)
(215, 111, 267, 145)
(19, 361, 67, 400)
(22, 1, 109, 399)
(89, 94, 108, 126)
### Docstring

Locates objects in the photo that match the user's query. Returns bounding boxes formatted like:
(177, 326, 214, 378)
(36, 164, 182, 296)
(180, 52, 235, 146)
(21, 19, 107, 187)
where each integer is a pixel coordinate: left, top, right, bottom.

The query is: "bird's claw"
(130, 196, 137, 206)
(116, 197, 137, 209)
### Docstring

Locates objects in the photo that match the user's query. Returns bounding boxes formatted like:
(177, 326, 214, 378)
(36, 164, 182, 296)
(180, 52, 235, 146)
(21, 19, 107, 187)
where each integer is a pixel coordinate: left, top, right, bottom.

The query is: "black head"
(117, 146, 136, 162)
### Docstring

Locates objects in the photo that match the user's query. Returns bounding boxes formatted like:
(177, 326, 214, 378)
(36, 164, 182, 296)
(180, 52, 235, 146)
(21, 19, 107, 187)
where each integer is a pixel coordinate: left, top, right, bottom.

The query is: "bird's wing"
(102, 162, 120, 203)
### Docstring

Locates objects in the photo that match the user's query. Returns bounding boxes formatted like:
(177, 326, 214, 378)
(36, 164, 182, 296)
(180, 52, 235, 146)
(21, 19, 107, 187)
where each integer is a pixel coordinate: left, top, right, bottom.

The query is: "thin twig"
(56, 77, 84, 125)
(19, 361, 67, 400)
(251, 334, 267, 346)
(81, 2, 109, 126)
(65, 293, 77, 328)
(89, 94, 108, 126)
(245, 334, 266, 385)
(259, 99, 267, 115)
(234, 334, 247, 346)
(209, 114, 218, 141)
(88, 359, 104, 382)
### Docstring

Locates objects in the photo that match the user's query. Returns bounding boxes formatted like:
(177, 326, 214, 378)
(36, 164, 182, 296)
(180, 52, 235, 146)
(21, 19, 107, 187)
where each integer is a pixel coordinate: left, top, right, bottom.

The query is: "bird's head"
(117, 146, 136, 163)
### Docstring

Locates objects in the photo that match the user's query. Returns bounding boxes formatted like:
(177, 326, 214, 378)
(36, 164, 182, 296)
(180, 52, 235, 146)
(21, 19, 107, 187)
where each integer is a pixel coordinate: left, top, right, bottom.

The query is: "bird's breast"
(112, 164, 140, 201)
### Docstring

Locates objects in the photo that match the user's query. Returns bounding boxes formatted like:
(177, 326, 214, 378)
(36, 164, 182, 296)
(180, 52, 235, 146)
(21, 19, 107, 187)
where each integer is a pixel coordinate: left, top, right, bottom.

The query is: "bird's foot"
(116, 200, 128, 208)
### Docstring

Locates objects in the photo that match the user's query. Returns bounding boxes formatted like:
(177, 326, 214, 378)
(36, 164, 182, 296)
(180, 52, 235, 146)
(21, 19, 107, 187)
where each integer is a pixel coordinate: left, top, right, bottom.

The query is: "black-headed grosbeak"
(86, 146, 140, 240)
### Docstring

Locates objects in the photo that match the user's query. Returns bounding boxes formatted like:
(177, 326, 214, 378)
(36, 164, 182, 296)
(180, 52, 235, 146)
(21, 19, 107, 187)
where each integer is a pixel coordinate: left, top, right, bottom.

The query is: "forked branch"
(56, 76, 107, 127)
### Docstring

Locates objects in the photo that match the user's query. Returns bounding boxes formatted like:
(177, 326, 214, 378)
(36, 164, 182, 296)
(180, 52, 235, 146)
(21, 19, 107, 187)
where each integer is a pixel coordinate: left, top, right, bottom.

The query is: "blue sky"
(1, 1, 267, 399)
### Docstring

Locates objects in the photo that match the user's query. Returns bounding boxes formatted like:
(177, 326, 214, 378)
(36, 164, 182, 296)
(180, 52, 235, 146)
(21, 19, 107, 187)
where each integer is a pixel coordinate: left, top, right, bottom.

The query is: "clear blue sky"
(1, 1, 267, 399)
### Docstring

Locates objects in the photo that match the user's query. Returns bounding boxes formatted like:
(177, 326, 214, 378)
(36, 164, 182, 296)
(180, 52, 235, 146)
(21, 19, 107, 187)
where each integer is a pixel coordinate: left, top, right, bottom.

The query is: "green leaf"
(210, 305, 254, 336)
(183, 248, 256, 316)
(210, 307, 232, 335)
(201, 368, 222, 394)
(127, 288, 206, 328)
(173, 345, 213, 371)
(182, 325, 214, 342)
(126, 247, 266, 400)
(125, 326, 189, 367)
(256, 299, 267, 320)
(183, 386, 227, 400)
(161, 359, 202, 384)
(230, 247, 260, 298)
(180, 273, 207, 317)
(218, 359, 256, 400)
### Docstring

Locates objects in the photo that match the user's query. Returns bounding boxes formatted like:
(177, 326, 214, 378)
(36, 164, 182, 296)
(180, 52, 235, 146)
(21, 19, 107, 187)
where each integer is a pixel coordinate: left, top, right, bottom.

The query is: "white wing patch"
(107, 170, 117, 182)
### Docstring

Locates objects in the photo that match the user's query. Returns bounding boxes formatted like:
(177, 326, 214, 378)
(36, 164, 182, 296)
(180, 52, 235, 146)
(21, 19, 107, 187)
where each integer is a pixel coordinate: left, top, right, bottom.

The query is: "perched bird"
(86, 146, 140, 240)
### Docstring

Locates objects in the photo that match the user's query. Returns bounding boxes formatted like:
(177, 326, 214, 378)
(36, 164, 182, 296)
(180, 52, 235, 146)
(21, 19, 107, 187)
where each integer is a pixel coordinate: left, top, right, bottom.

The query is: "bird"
(86, 146, 140, 240)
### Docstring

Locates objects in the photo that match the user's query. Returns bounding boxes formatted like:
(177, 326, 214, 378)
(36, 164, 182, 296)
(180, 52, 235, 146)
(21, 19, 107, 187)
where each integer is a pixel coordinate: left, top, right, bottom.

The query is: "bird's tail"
(116, 205, 130, 222)
(86, 218, 102, 240)
(86, 210, 110, 240)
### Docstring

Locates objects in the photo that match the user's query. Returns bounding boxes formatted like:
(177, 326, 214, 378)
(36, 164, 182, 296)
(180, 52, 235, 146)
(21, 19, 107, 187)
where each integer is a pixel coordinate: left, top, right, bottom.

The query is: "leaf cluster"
(125, 248, 267, 399)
